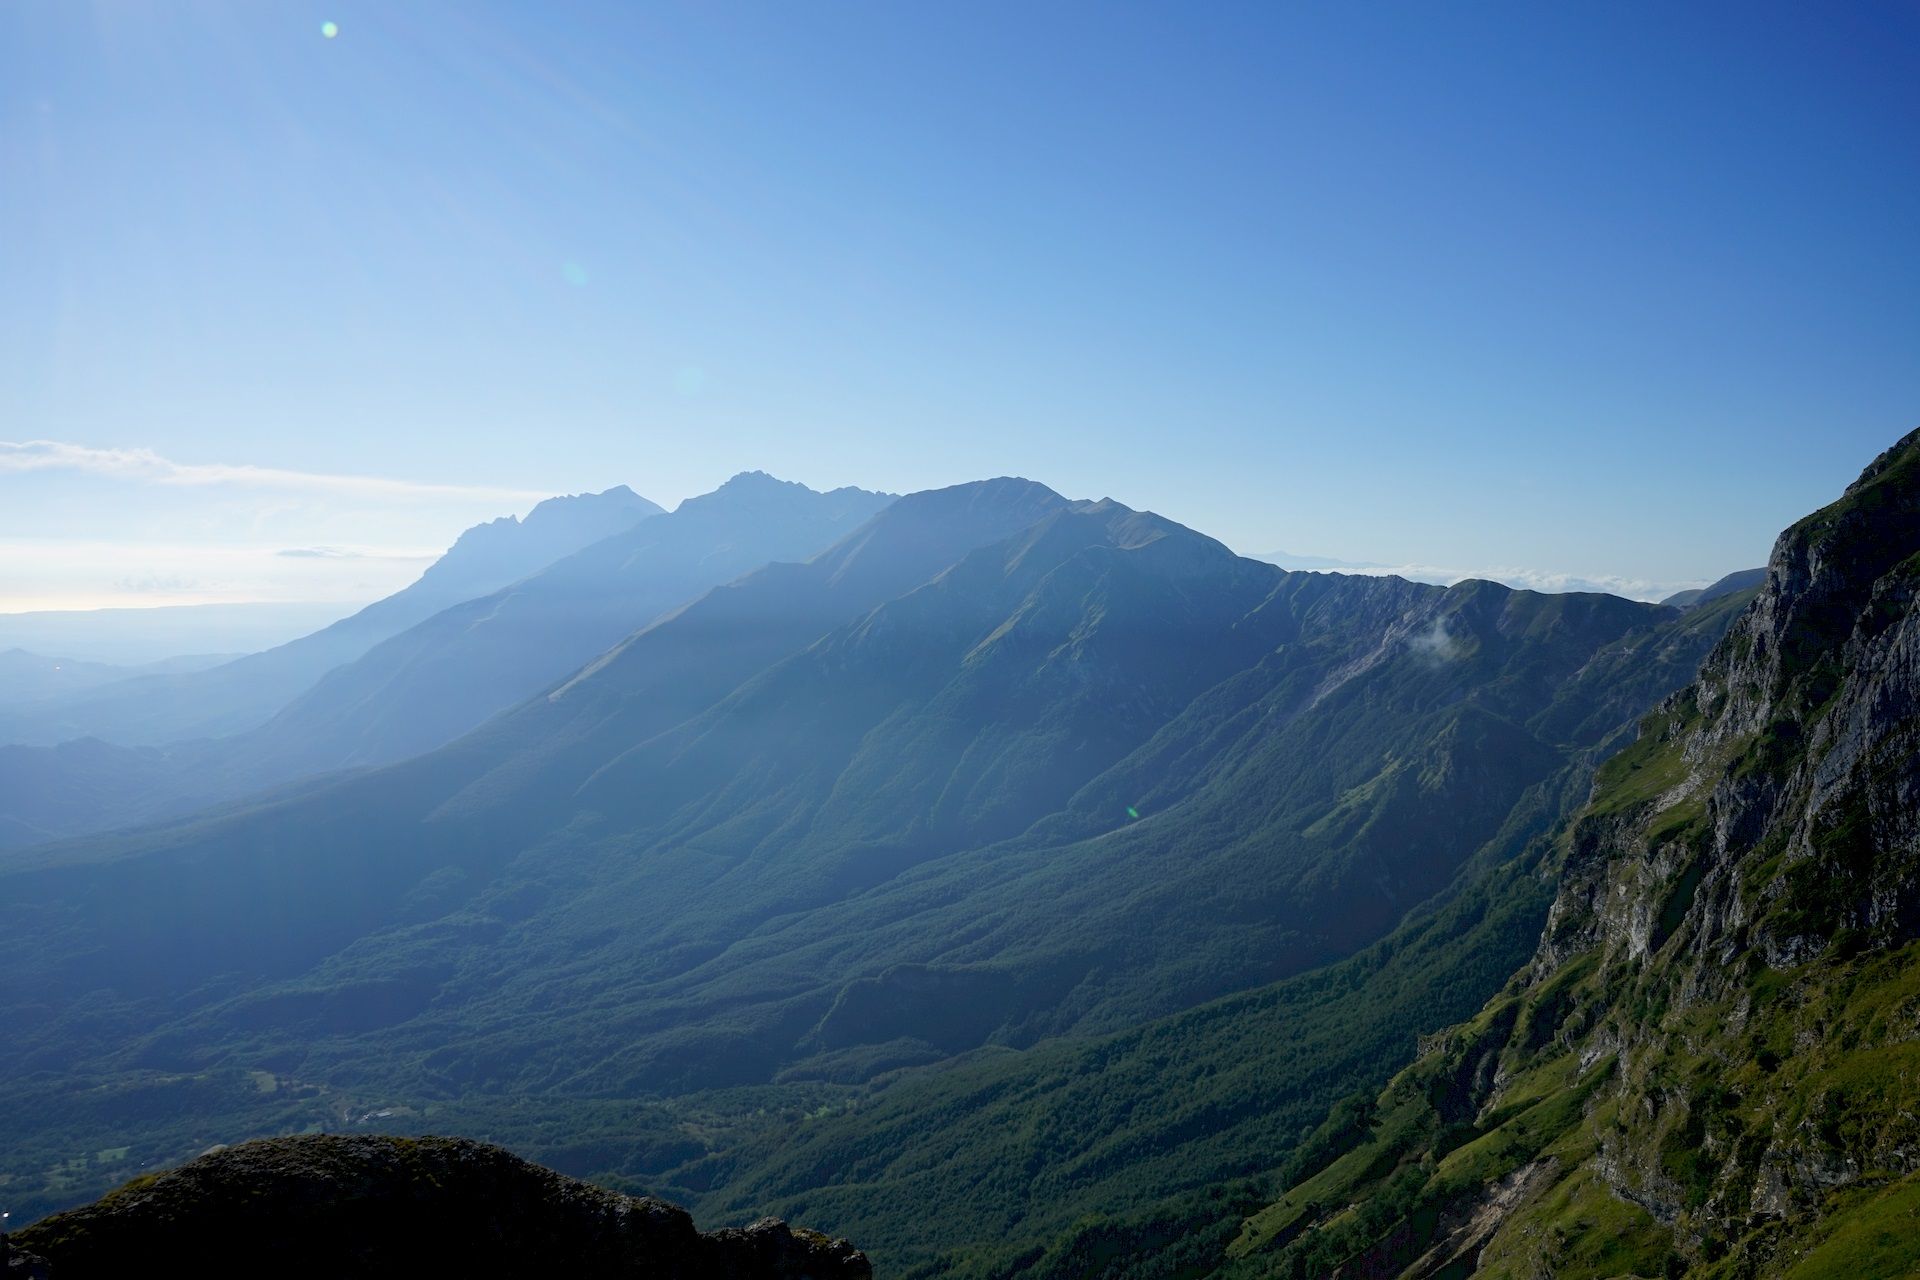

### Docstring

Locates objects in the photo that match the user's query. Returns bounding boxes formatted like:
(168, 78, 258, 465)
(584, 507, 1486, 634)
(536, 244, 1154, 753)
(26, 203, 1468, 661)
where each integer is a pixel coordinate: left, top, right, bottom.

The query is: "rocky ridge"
(1228, 428, 1920, 1279)
(7, 1134, 869, 1280)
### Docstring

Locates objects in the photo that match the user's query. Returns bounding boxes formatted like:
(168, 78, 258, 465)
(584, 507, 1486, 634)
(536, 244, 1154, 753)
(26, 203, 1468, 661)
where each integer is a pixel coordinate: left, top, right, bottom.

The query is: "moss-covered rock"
(11, 1133, 869, 1279)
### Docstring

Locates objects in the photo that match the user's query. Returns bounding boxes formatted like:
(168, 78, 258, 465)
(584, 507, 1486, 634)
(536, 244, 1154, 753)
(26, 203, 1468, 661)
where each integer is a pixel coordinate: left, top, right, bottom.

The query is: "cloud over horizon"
(0, 440, 549, 505)
(0, 442, 534, 611)
(275, 546, 438, 561)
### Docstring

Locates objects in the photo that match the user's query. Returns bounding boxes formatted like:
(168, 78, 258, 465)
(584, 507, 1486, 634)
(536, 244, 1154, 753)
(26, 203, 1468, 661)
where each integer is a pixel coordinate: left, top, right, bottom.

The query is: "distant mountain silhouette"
(227, 473, 893, 778)
(0, 649, 232, 705)
(0, 476, 1746, 1257)
(0, 486, 663, 748)
(8, 1134, 868, 1280)
(0, 477, 894, 846)
(0, 602, 354, 666)
(1659, 565, 1765, 608)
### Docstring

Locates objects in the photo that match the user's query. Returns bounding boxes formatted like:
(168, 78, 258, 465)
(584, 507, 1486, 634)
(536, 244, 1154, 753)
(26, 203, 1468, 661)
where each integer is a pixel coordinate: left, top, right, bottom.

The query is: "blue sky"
(3, 1, 1916, 609)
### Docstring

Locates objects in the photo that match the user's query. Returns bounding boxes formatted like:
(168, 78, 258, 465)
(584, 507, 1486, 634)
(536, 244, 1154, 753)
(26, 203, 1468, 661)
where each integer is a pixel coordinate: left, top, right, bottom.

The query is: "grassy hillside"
(679, 588, 1755, 1276)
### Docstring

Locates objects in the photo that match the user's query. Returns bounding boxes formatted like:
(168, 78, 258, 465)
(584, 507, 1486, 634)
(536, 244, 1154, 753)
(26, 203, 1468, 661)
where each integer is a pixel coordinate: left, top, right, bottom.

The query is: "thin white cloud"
(0, 440, 548, 505)
(0, 537, 443, 612)
(1408, 616, 1463, 662)
(275, 546, 438, 561)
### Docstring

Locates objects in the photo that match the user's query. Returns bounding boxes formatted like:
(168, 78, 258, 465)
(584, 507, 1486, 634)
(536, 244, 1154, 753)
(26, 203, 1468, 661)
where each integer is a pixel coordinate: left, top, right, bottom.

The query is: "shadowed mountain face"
(678, 585, 1762, 1277)
(8, 1134, 870, 1280)
(0, 486, 665, 750)
(0, 473, 1746, 1243)
(223, 473, 895, 778)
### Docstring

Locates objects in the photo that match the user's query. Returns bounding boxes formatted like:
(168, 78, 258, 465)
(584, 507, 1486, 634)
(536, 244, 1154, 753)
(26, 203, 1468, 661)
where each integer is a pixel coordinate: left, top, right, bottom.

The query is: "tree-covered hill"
(681, 587, 1758, 1276)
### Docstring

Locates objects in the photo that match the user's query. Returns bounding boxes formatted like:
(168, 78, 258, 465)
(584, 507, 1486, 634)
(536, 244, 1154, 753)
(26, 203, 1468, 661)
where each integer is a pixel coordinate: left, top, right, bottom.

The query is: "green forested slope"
(0, 478, 1743, 1265)
(682, 588, 1755, 1276)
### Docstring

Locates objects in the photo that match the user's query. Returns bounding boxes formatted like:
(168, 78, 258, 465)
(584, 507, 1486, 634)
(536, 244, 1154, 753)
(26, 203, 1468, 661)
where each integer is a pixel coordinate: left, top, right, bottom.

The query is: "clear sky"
(3, 1, 1917, 610)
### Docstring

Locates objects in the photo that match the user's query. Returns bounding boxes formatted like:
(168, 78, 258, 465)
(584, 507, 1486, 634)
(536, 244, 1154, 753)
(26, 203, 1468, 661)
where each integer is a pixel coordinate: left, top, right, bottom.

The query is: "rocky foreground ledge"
(6, 1133, 870, 1279)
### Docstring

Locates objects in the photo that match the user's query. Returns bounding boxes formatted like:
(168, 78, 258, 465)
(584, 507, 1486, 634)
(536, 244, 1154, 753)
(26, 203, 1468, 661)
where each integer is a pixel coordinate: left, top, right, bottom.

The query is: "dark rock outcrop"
(12, 1134, 869, 1280)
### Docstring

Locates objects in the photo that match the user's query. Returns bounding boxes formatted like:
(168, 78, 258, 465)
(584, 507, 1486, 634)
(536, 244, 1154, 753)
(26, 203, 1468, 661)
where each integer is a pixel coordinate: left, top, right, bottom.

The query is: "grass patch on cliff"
(1779, 1171, 1920, 1280)
(1474, 1163, 1670, 1280)
(1588, 716, 1695, 817)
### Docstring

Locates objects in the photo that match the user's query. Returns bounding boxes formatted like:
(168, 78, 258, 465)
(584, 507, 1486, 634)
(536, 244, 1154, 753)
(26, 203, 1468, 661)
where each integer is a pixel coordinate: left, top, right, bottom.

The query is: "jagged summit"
(683, 470, 814, 503)
(672, 471, 895, 522)
(441, 484, 662, 563)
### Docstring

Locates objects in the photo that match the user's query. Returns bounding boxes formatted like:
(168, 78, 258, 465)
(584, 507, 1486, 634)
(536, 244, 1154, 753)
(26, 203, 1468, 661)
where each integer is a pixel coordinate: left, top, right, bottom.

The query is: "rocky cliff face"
(1230, 429, 1920, 1279)
(7, 1134, 869, 1280)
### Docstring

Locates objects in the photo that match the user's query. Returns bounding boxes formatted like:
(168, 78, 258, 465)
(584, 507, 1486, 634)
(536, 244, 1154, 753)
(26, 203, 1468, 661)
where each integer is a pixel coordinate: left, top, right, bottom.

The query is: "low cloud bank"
(0, 440, 546, 505)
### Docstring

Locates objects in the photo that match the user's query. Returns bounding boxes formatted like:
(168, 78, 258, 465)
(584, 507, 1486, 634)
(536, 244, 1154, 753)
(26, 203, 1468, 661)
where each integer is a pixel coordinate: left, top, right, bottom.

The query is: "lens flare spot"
(561, 261, 589, 287)
(673, 366, 709, 397)
(320, 21, 339, 38)
(1126, 806, 1140, 820)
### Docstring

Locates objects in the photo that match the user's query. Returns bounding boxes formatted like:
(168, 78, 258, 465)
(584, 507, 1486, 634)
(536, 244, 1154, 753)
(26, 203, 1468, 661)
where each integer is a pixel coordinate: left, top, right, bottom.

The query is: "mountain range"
(0, 602, 358, 667)
(0, 649, 235, 706)
(3, 433, 1916, 1280)
(0, 485, 664, 749)
(0, 476, 891, 847)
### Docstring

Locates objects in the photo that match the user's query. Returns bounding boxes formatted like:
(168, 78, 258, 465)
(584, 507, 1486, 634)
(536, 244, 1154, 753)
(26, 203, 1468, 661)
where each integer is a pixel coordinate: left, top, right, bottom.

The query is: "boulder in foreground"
(8, 1133, 870, 1280)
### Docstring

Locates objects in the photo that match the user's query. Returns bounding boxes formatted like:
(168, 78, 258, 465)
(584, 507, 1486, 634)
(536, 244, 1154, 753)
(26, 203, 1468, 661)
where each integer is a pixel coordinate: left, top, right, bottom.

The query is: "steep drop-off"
(1232, 429, 1920, 1278)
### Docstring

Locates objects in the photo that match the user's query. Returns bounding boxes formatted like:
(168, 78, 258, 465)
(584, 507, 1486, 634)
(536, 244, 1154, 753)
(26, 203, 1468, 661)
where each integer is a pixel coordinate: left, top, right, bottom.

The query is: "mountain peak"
(520, 484, 663, 528)
(675, 471, 820, 512)
(716, 469, 795, 491)
(667, 473, 900, 525)
(432, 486, 662, 580)
(882, 476, 1068, 522)
(1783, 422, 1920, 572)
